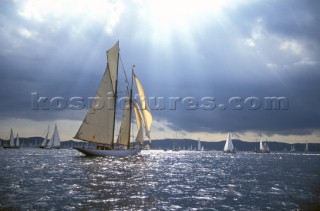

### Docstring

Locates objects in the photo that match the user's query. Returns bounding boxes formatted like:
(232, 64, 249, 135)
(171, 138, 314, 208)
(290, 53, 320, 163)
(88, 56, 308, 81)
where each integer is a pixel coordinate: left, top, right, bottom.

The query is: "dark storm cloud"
(145, 0, 320, 136)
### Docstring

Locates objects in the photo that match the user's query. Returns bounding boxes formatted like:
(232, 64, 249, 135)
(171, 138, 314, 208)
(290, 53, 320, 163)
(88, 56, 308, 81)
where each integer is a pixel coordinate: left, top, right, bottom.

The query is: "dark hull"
(255, 150, 270, 153)
(224, 150, 236, 153)
(3, 146, 18, 149)
(74, 147, 141, 157)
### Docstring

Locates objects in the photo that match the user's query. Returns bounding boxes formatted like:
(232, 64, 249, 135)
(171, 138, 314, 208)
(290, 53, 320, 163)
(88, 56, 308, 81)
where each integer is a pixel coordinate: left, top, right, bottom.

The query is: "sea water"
(0, 149, 319, 210)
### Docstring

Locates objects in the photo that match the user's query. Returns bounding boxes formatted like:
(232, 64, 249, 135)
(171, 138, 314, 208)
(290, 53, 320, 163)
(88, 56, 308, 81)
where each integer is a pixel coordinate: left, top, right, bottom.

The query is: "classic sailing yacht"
(255, 136, 270, 153)
(73, 41, 152, 157)
(223, 132, 235, 153)
(3, 129, 16, 149)
(39, 124, 61, 149)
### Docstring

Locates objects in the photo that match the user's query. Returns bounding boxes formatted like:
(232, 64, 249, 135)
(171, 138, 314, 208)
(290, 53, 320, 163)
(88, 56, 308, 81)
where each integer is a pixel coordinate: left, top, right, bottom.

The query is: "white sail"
(15, 133, 20, 147)
(117, 92, 132, 146)
(265, 143, 269, 151)
(259, 137, 264, 151)
(229, 133, 234, 151)
(198, 138, 201, 151)
(40, 125, 50, 147)
(74, 42, 119, 145)
(73, 42, 152, 156)
(133, 101, 144, 145)
(134, 73, 152, 140)
(224, 132, 234, 152)
(51, 124, 61, 148)
(9, 129, 14, 147)
(290, 145, 295, 152)
(305, 141, 308, 152)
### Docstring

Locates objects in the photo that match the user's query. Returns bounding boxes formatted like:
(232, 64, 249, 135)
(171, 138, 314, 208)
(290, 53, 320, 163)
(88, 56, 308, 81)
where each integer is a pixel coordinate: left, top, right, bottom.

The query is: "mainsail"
(198, 138, 201, 151)
(9, 129, 14, 147)
(51, 124, 61, 148)
(74, 41, 119, 145)
(259, 137, 264, 151)
(134, 73, 152, 140)
(224, 132, 234, 152)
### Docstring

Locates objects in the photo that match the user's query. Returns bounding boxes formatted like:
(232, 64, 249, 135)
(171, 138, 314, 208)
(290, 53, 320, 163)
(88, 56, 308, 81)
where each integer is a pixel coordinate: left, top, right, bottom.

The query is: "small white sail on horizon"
(9, 129, 14, 147)
(52, 125, 61, 148)
(305, 140, 308, 152)
(197, 138, 201, 151)
(224, 132, 235, 153)
(290, 145, 295, 152)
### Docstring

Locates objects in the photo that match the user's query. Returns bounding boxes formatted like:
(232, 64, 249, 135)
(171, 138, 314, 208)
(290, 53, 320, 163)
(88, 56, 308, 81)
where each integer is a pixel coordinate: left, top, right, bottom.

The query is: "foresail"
(117, 92, 131, 146)
(134, 74, 152, 140)
(133, 101, 144, 145)
(74, 42, 119, 145)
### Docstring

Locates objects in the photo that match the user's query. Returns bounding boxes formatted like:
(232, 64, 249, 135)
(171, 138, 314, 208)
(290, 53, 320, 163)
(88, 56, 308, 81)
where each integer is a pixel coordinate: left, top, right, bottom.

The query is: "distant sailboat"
(305, 140, 308, 153)
(73, 41, 152, 157)
(255, 135, 270, 153)
(40, 124, 61, 149)
(223, 132, 235, 153)
(197, 138, 201, 151)
(290, 145, 295, 153)
(39, 125, 50, 148)
(3, 129, 16, 149)
(15, 133, 20, 148)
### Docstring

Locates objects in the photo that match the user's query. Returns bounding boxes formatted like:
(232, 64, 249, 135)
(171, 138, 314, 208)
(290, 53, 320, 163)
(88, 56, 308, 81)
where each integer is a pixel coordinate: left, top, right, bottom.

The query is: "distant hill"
(146, 139, 320, 152)
(1, 137, 319, 152)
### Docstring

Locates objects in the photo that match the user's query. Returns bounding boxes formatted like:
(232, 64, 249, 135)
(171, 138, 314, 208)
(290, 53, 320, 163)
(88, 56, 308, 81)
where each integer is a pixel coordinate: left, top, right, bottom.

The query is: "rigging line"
(119, 54, 131, 89)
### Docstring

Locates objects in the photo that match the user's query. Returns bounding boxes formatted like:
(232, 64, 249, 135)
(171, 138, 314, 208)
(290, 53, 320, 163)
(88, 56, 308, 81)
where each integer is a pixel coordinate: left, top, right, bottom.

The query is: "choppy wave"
(0, 148, 319, 210)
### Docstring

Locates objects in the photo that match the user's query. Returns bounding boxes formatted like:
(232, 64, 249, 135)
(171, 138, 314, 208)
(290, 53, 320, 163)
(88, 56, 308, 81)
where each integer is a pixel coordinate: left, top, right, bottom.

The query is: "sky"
(0, 0, 320, 143)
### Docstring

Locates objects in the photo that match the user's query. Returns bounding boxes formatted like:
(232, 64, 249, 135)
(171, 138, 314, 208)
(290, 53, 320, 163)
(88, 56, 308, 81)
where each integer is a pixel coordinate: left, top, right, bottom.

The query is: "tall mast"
(126, 65, 135, 149)
(111, 45, 120, 149)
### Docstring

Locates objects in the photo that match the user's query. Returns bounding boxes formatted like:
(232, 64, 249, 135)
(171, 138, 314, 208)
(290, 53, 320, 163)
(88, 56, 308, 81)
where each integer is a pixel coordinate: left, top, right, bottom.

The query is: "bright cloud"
(280, 40, 303, 55)
(17, 0, 125, 35)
